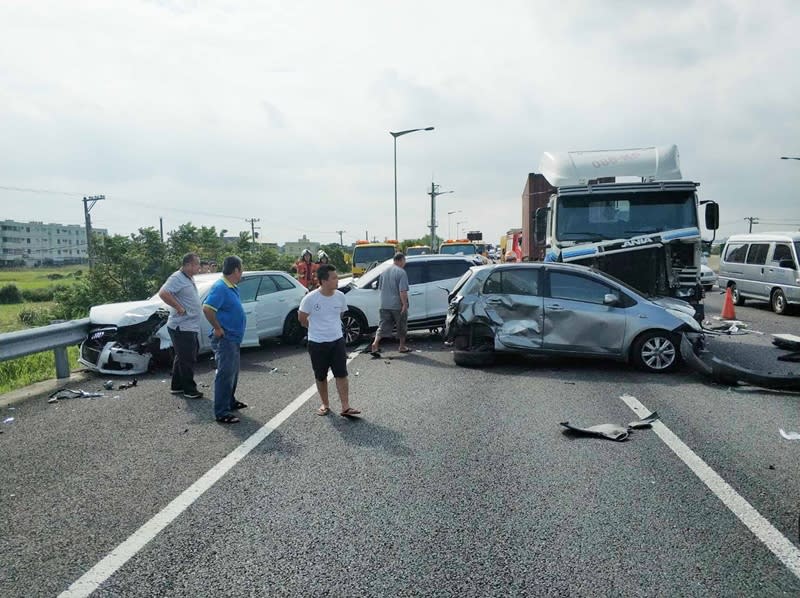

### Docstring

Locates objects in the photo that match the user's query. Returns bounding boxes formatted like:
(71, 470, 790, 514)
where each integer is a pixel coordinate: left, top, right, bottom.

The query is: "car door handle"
(547, 304, 564, 311)
(410, 292, 424, 296)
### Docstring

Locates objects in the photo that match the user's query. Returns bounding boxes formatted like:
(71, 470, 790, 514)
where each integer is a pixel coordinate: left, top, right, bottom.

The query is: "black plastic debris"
(561, 412, 660, 442)
(47, 388, 104, 403)
(118, 378, 138, 390)
(773, 334, 800, 351)
(629, 412, 660, 429)
(560, 422, 629, 441)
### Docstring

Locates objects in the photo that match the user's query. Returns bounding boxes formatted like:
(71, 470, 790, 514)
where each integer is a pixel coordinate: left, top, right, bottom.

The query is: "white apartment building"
(0, 220, 107, 267)
(282, 234, 320, 257)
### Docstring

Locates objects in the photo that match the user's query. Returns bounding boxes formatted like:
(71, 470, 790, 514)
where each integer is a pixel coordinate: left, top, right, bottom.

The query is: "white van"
(718, 232, 800, 314)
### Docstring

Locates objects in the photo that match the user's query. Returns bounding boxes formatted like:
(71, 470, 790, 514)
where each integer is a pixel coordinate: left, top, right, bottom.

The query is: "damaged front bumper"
(79, 310, 169, 376)
(680, 335, 800, 392)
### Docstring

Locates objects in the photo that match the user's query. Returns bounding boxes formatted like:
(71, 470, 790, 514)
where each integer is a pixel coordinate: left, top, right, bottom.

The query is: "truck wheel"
(281, 310, 305, 344)
(631, 330, 679, 373)
(771, 289, 788, 315)
(342, 311, 366, 345)
(730, 283, 745, 306)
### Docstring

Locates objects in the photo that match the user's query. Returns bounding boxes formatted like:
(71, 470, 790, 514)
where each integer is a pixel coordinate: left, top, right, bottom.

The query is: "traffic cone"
(721, 287, 736, 320)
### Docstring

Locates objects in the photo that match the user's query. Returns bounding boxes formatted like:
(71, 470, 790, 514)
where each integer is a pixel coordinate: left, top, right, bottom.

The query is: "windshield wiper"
(625, 228, 661, 234)
(563, 232, 611, 240)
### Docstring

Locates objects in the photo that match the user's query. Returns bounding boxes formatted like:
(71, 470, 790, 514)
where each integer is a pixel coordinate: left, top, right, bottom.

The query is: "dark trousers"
(168, 327, 199, 394)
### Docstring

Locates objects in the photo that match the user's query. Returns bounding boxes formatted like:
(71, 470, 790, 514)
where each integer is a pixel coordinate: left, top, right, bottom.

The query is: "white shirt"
(299, 289, 347, 342)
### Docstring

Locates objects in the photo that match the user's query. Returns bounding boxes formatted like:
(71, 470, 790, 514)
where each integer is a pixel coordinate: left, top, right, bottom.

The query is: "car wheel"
(771, 289, 788, 315)
(631, 330, 680, 373)
(730, 283, 745, 306)
(281, 310, 305, 344)
(342, 310, 366, 345)
(452, 334, 495, 368)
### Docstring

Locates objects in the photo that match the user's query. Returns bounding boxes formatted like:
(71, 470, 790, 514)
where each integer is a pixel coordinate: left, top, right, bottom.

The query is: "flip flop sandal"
(340, 408, 361, 417)
(216, 414, 240, 424)
(232, 401, 248, 410)
(316, 406, 330, 416)
(398, 348, 412, 353)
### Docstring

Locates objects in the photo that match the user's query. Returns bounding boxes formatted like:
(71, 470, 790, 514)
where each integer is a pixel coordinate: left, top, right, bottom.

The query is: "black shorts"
(307, 338, 348, 381)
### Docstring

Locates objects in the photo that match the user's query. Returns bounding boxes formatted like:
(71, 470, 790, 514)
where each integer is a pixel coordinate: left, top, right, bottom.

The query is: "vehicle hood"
(650, 296, 696, 317)
(89, 299, 167, 327)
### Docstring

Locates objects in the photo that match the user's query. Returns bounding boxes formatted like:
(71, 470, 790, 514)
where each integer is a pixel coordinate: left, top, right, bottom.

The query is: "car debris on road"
(560, 412, 660, 442)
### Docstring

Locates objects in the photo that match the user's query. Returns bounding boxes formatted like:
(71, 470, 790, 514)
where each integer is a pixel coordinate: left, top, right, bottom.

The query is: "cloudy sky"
(1, 0, 799, 249)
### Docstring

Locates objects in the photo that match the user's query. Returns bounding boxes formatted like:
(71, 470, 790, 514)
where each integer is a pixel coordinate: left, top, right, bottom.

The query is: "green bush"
(21, 287, 55, 302)
(46, 273, 64, 280)
(0, 284, 22, 304)
(17, 306, 58, 327)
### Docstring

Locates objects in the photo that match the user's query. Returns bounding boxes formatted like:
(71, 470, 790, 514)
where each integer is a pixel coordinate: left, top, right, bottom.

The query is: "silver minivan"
(718, 232, 800, 314)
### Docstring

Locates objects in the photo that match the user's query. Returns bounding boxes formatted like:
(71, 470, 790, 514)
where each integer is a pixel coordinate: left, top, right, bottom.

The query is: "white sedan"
(79, 271, 307, 375)
(700, 264, 717, 291)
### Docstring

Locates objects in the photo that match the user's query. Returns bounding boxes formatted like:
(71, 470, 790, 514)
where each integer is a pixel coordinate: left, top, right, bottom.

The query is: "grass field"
(0, 302, 60, 333)
(0, 264, 84, 291)
(0, 346, 81, 395)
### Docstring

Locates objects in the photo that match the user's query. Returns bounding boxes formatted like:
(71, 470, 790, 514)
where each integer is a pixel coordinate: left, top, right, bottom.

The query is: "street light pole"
(447, 210, 461, 239)
(427, 183, 453, 251)
(391, 126, 434, 241)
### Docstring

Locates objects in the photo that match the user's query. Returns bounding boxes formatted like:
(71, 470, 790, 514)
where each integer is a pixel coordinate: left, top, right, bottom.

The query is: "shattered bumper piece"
(78, 341, 153, 375)
(560, 422, 629, 442)
(772, 334, 800, 351)
(681, 335, 800, 391)
(629, 412, 660, 429)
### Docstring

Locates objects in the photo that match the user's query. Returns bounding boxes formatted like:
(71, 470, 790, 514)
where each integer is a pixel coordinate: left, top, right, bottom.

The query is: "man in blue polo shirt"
(202, 255, 247, 424)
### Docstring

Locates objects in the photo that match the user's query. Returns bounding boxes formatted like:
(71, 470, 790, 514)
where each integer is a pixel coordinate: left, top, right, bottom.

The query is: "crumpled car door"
(481, 267, 544, 350)
(543, 270, 627, 355)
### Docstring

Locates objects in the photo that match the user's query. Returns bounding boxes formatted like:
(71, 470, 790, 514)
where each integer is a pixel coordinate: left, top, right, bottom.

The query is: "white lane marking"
(60, 346, 366, 597)
(620, 394, 800, 580)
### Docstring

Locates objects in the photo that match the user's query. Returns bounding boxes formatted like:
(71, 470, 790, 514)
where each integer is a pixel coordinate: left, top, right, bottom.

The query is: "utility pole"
(159, 217, 164, 242)
(336, 230, 346, 246)
(744, 216, 759, 233)
(427, 182, 453, 251)
(82, 195, 105, 267)
(245, 218, 261, 250)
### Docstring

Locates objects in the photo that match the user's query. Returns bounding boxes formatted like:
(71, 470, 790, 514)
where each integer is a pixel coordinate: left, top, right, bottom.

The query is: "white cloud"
(1, 0, 799, 248)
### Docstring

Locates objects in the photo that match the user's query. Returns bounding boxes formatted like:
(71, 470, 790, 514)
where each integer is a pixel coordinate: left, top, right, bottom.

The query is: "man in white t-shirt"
(298, 264, 361, 417)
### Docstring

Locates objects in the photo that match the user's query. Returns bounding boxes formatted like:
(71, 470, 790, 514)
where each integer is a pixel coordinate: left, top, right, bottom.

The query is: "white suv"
(339, 254, 483, 344)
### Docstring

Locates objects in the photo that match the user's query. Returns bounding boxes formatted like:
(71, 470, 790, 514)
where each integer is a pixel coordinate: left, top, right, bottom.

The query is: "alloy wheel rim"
(343, 315, 361, 343)
(642, 337, 676, 370)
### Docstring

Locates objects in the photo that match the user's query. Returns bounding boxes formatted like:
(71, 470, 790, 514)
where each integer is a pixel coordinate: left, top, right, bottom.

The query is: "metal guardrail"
(0, 318, 90, 379)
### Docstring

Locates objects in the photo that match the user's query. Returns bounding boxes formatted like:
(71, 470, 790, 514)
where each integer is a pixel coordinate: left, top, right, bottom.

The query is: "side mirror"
(705, 202, 719, 230)
(603, 293, 619, 306)
(534, 207, 549, 244)
(779, 258, 797, 270)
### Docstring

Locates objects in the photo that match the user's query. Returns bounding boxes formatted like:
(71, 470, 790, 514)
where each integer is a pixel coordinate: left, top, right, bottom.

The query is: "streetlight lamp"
(457, 220, 468, 239)
(781, 156, 800, 160)
(391, 126, 434, 241)
(447, 210, 461, 239)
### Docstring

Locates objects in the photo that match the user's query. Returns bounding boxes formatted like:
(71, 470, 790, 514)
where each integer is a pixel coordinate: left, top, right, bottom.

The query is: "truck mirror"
(779, 259, 797, 270)
(705, 202, 719, 230)
(534, 207, 549, 244)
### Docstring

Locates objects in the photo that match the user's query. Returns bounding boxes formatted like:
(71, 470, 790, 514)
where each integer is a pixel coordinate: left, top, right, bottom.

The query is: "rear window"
(428, 260, 471, 282)
(745, 243, 769, 265)
(724, 243, 748, 263)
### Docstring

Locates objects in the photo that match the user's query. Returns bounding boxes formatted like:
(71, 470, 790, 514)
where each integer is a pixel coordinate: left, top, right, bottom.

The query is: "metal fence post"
(54, 347, 70, 379)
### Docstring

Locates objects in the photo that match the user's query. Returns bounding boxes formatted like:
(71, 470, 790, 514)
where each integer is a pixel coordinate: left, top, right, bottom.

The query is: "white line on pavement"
(620, 393, 800, 580)
(59, 346, 366, 598)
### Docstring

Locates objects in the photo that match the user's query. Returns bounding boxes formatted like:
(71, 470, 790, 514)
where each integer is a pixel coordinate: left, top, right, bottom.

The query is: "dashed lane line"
(620, 393, 800, 580)
(59, 346, 366, 598)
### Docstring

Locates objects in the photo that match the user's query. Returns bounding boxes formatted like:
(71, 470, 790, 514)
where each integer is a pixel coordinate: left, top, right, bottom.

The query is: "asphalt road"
(1, 290, 799, 597)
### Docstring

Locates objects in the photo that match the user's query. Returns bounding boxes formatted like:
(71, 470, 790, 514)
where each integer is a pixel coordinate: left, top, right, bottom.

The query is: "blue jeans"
(210, 336, 240, 419)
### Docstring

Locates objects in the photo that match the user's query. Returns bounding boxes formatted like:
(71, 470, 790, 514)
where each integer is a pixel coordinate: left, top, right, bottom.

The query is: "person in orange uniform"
(295, 249, 318, 289)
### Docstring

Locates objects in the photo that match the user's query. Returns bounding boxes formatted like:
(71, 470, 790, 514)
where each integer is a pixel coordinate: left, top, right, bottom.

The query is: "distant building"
(0, 220, 108, 267)
(282, 234, 320, 257)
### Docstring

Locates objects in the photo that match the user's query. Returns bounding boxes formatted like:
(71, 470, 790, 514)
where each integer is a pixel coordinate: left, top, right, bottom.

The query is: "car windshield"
(440, 243, 477, 255)
(556, 190, 697, 242)
(352, 246, 396, 265)
(353, 259, 394, 288)
(148, 275, 220, 301)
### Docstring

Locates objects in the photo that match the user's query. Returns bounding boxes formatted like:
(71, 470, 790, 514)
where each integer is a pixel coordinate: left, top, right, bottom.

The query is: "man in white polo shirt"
(298, 264, 360, 417)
